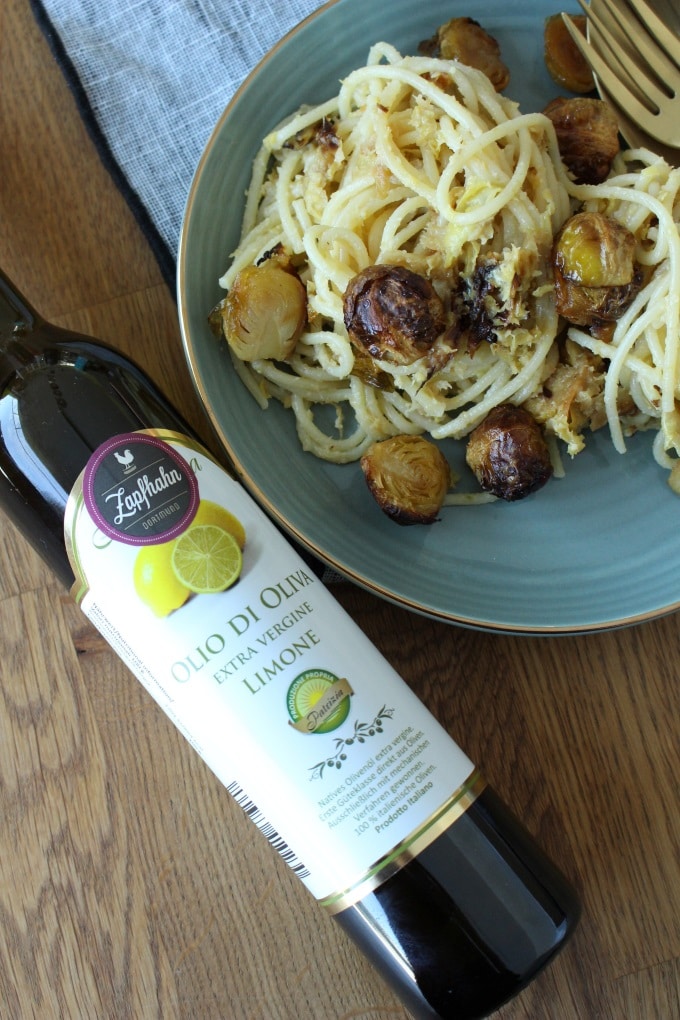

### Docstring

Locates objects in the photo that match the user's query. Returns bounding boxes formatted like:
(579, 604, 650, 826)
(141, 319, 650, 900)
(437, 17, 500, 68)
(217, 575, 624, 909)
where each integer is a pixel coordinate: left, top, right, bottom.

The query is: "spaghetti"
(218, 43, 570, 464)
(217, 41, 680, 491)
(561, 150, 680, 486)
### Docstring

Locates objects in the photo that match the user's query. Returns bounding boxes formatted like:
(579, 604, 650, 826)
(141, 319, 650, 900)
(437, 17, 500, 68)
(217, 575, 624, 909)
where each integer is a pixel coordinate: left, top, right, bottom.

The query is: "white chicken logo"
(113, 448, 135, 473)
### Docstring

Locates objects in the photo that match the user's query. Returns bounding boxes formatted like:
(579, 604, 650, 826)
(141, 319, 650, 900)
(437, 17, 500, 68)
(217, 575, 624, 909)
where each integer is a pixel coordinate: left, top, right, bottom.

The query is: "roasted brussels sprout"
(543, 96, 620, 185)
(544, 14, 595, 94)
(552, 212, 642, 329)
(361, 435, 452, 525)
(466, 404, 553, 501)
(343, 265, 446, 366)
(217, 249, 307, 362)
(419, 17, 510, 92)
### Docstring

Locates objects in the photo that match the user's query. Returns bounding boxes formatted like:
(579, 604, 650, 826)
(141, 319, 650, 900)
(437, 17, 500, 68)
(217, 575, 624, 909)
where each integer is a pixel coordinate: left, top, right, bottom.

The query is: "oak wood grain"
(1, 1, 678, 1017)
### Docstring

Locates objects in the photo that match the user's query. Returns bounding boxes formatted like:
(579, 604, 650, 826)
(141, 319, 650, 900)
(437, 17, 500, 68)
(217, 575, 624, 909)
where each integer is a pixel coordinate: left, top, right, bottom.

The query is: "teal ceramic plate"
(178, 0, 680, 634)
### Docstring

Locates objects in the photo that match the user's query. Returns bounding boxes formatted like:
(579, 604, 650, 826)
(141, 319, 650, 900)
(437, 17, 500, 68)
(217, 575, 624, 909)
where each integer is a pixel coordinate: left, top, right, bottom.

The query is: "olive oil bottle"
(0, 267, 580, 1019)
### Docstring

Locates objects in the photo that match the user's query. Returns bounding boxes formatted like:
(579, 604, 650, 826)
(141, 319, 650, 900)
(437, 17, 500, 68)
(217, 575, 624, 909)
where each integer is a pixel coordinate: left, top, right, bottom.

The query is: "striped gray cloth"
(31, 0, 325, 286)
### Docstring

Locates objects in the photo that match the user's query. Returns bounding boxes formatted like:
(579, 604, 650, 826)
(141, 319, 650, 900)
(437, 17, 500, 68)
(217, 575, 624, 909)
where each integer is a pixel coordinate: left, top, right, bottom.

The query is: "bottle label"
(65, 429, 481, 909)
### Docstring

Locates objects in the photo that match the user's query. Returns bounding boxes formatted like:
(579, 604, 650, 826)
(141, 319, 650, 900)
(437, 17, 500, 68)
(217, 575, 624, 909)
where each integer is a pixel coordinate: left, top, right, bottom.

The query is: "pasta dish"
(214, 41, 680, 497)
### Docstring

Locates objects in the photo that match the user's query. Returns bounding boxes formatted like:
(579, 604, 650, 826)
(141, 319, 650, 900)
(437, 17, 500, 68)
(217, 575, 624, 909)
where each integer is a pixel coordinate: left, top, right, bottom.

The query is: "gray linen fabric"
(32, 0, 326, 282)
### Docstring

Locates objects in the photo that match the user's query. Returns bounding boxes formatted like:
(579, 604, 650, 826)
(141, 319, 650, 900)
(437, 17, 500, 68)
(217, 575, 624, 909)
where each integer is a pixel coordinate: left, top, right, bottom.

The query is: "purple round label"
(82, 433, 199, 545)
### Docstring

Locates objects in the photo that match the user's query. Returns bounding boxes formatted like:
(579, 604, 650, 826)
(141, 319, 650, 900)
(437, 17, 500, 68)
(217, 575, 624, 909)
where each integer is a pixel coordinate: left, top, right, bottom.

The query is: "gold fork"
(563, 0, 680, 148)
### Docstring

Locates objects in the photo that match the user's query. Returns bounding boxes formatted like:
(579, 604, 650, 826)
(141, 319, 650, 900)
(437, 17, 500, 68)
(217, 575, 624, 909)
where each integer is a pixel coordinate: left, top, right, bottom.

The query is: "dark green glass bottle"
(0, 267, 580, 1019)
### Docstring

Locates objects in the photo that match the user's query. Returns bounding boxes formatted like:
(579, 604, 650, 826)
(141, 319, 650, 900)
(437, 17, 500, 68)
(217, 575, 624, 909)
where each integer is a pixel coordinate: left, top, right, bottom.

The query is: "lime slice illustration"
(287, 670, 351, 734)
(171, 524, 242, 594)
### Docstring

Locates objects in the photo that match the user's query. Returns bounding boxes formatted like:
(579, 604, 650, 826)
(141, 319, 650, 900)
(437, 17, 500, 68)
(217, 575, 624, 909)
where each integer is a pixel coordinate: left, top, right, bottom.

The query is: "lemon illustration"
(171, 524, 243, 594)
(133, 542, 191, 617)
(192, 500, 246, 549)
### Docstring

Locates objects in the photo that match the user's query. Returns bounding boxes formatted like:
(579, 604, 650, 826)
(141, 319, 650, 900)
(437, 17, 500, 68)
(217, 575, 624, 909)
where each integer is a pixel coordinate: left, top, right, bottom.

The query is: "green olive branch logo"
(309, 705, 394, 779)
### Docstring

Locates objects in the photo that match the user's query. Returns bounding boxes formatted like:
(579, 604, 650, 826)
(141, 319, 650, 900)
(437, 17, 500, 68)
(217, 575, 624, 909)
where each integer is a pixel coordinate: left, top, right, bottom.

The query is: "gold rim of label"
(319, 769, 487, 914)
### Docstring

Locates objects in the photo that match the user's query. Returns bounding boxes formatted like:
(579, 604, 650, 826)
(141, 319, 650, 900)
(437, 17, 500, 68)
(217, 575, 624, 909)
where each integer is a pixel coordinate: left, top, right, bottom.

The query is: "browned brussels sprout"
(466, 404, 553, 501)
(343, 265, 446, 367)
(419, 17, 510, 91)
(216, 249, 307, 362)
(543, 96, 620, 185)
(552, 212, 642, 329)
(543, 14, 595, 94)
(360, 435, 451, 525)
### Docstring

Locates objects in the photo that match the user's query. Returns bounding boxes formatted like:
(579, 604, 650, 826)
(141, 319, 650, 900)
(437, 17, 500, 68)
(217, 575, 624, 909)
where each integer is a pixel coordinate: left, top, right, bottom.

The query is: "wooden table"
(1, 2, 678, 1017)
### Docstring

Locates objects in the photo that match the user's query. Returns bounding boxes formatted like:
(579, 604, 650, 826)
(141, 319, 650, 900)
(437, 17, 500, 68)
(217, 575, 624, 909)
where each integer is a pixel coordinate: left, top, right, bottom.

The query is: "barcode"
(226, 780, 310, 879)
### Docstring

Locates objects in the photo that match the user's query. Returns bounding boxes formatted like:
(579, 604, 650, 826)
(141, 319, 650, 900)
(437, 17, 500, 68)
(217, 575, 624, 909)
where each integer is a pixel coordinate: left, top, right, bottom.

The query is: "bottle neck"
(0, 270, 48, 383)
(0, 268, 39, 350)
